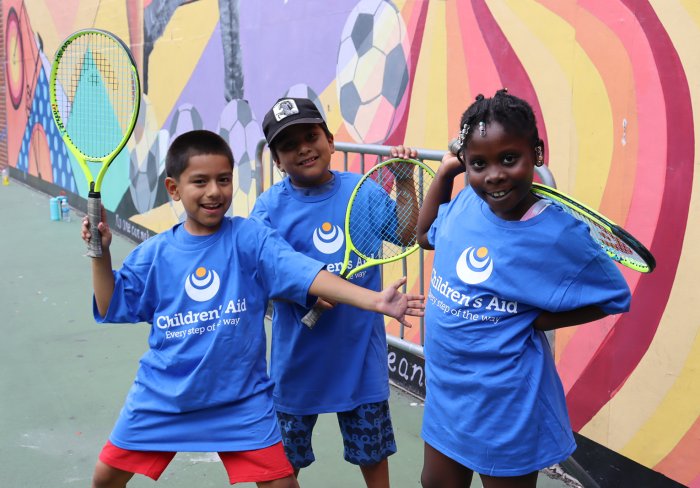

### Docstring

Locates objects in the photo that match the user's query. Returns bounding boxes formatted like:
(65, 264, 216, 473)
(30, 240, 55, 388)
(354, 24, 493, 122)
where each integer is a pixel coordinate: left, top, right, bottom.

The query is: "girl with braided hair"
(415, 90, 631, 487)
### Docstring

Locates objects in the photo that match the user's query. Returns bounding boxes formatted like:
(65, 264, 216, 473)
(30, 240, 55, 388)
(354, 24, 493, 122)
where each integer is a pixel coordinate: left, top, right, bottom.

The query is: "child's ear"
(328, 134, 335, 154)
(164, 176, 180, 200)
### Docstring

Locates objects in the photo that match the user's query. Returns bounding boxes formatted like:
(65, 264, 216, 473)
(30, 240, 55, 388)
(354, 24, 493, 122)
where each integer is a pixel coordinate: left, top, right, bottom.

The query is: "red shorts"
(98, 440, 293, 484)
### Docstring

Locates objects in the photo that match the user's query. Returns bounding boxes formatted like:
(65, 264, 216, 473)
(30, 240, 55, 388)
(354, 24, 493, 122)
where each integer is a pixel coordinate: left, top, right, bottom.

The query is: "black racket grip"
(87, 192, 103, 258)
(301, 304, 325, 329)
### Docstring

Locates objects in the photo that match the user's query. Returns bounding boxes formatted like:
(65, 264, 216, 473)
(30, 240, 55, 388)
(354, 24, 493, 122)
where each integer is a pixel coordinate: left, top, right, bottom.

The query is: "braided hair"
(456, 89, 543, 162)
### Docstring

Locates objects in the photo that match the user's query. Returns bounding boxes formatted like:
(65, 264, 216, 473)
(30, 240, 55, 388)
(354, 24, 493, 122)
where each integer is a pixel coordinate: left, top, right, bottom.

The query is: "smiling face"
(165, 153, 233, 235)
(271, 123, 334, 187)
(465, 121, 539, 221)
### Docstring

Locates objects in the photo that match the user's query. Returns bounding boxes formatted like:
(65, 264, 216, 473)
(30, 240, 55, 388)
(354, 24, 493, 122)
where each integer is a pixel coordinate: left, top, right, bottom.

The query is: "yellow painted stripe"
(679, 0, 700, 26)
(618, 328, 700, 466)
(404, 1, 448, 150)
(493, 0, 612, 205)
(147, 0, 219, 128)
(94, 0, 130, 41)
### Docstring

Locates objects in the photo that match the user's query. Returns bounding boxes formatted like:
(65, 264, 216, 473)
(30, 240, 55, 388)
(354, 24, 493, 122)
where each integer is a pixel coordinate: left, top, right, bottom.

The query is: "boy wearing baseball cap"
(251, 98, 416, 487)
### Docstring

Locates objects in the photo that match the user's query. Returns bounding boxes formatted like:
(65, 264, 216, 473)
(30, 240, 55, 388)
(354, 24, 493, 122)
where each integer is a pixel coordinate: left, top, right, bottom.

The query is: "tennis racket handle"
(86, 193, 103, 258)
(301, 305, 325, 329)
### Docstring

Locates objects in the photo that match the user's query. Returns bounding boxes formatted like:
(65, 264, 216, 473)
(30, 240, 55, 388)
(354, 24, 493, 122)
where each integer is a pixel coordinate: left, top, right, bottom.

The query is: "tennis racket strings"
(53, 32, 138, 165)
(348, 160, 434, 262)
(531, 184, 655, 273)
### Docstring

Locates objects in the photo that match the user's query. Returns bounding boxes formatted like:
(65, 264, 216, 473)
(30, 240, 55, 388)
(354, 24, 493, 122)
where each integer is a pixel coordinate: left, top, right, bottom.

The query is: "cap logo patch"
(273, 99, 299, 121)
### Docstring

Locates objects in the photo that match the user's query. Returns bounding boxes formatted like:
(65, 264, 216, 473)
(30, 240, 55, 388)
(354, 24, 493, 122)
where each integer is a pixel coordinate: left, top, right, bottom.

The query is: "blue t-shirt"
(250, 171, 393, 414)
(95, 217, 324, 451)
(422, 187, 631, 476)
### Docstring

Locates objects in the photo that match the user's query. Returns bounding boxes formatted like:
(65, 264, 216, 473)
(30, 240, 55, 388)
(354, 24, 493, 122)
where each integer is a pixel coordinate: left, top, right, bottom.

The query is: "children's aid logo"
(456, 246, 493, 285)
(312, 221, 344, 254)
(184, 266, 221, 302)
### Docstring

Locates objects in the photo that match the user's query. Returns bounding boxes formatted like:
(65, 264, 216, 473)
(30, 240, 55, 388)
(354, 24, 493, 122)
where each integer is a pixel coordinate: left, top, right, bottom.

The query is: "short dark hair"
(458, 89, 543, 157)
(165, 130, 234, 180)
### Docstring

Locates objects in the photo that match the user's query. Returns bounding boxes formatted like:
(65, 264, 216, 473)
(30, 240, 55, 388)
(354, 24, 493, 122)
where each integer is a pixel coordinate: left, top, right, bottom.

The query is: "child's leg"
(479, 472, 538, 488)
(92, 460, 134, 488)
(337, 401, 397, 488)
(276, 410, 320, 474)
(421, 442, 473, 488)
(219, 441, 295, 486)
(359, 458, 389, 488)
(256, 475, 300, 488)
(94, 440, 175, 487)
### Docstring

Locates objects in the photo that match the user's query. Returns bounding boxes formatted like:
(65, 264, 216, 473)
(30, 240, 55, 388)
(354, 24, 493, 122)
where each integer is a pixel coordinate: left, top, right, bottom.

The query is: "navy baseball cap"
(262, 97, 328, 145)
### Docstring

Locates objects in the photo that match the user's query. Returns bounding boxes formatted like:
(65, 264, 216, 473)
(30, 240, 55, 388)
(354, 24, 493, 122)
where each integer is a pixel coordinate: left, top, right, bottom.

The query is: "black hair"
(456, 89, 543, 161)
(165, 130, 235, 180)
(269, 122, 333, 162)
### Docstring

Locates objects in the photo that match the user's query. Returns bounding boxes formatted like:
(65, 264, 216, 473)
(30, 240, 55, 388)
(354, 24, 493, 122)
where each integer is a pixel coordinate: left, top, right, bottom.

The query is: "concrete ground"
(0, 180, 573, 487)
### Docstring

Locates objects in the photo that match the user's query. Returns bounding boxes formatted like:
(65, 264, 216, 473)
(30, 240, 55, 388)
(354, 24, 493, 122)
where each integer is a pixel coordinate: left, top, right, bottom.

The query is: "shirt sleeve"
(249, 194, 271, 226)
(253, 223, 325, 305)
(555, 252, 632, 315)
(427, 203, 449, 248)
(93, 248, 154, 324)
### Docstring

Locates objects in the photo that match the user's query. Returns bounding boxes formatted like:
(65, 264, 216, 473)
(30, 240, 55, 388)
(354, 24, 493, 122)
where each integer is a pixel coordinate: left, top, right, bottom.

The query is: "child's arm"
(416, 151, 466, 250)
(81, 207, 114, 317)
(389, 145, 420, 246)
(309, 272, 424, 327)
(533, 306, 608, 331)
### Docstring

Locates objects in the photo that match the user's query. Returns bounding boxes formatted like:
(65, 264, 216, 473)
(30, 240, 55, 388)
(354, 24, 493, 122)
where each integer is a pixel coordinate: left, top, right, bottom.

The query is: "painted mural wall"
(2, 0, 698, 484)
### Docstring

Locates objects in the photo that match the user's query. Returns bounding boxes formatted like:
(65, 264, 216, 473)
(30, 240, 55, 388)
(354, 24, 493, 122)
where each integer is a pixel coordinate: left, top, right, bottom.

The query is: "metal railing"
(254, 139, 556, 358)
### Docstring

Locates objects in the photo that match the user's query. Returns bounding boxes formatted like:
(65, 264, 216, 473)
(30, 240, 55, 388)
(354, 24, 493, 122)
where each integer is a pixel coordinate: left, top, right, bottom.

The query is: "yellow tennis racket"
(531, 183, 655, 273)
(50, 29, 140, 257)
(301, 158, 435, 328)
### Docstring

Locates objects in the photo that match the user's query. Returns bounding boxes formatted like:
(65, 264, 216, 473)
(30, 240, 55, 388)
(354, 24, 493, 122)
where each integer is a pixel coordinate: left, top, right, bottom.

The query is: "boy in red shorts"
(82, 130, 424, 487)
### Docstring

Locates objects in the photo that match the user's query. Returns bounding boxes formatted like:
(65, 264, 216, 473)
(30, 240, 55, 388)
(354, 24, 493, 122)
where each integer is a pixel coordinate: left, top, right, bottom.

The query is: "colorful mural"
(2, 0, 698, 485)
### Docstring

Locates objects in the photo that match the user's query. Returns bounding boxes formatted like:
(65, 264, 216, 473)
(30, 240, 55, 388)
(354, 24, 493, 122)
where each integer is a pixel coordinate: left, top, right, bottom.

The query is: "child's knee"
(420, 467, 441, 488)
(91, 460, 133, 488)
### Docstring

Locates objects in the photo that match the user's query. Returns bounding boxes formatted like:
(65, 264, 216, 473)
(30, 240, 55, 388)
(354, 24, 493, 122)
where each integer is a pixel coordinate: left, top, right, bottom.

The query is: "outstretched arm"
(533, 306, 608, 331)
(309, 271, 424, 327)
(416, 151, 465, 250)
(82, 206, 114, 317)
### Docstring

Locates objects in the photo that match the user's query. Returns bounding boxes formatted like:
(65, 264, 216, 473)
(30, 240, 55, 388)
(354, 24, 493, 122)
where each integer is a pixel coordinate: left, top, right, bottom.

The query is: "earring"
(535, 146, 544, 166)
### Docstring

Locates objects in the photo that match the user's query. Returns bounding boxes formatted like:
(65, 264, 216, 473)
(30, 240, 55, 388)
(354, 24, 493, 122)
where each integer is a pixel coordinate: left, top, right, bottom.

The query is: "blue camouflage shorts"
(276, 400, 397, 469)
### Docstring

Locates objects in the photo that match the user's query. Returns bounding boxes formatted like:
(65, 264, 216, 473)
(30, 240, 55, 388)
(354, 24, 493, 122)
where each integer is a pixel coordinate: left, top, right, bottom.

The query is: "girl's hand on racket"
(377, 277, 424, 327)
(81, 206, 112, 252)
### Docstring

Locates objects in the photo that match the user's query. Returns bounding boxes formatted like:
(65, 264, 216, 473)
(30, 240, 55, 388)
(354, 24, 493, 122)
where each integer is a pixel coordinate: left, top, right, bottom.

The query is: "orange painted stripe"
(654, 413, 700, 485)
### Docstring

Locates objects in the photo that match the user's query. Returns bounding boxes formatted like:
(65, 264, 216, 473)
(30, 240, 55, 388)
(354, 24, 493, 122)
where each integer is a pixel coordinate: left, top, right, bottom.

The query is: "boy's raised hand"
(377, 277, 424, 327)
(389, 145, 418, 160)
(81, 205, 112, 252)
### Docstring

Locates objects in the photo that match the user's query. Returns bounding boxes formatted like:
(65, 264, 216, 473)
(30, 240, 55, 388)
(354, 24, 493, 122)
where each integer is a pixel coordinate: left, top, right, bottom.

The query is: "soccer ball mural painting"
(168, 103, 204, 143)
(217, 99, 262, 217)
(129, 95, 168, 214)
(336, 0, 410, 144)
(284, 83, 326, 120)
